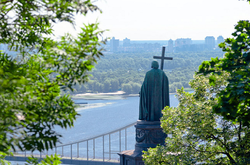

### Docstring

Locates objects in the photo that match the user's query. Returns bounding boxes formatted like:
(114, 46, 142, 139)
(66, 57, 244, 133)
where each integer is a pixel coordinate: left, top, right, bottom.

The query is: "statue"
(139, 61, 170, 121)
(119, 50, 172, 165)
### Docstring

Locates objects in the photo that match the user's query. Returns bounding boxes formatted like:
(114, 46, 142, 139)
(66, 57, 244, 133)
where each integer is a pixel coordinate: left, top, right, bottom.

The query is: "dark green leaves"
(197, 20, 250, 127)
(0, 0, 105, 155)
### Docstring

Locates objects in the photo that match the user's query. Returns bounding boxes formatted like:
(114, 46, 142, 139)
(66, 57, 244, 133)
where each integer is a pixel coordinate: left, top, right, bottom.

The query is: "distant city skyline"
(53, 0, 250, 40)
(106, 36, 223, 43)
(105, 36, 224, 53)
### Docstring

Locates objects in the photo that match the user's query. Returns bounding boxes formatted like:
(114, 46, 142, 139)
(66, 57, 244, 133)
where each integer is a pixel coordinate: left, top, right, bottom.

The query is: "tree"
(110, 79, 119, 92)
(143, 72, 250, 164)
(198, 20, 250, 127)
(122, 83, 132, 94)
(103, 80, 111, 92)
(0, 0, 105, 155)
(131, 82, 141, 94)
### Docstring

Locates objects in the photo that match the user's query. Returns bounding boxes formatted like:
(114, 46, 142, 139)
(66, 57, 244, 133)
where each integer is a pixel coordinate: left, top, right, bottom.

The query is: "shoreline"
(72, 91, 137, 100)
(71, 91, 181, 100)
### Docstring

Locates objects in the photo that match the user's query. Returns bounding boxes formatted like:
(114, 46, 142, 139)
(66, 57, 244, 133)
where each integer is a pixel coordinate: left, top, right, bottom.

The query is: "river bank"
(72, 91, 138, 100)
(71, 88, 193, 100)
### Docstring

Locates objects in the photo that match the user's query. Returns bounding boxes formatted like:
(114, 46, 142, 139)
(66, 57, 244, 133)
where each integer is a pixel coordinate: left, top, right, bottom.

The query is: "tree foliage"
(143, 72, 250, 164)
(197, 20, 250, 127)
(0, 0, 105, 154)
(68, 51, 223, 95)
(26, 154, 62, 165)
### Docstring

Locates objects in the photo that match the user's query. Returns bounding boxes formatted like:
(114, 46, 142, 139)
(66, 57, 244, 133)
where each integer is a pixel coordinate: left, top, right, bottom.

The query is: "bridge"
(7, 122, 137, 165)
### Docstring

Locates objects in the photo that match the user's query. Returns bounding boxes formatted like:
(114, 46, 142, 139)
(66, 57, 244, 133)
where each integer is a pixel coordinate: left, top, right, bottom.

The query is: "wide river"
(10, 94, 180, 164)
(43, 94, 179, 160)
(57, 94, 179, 144)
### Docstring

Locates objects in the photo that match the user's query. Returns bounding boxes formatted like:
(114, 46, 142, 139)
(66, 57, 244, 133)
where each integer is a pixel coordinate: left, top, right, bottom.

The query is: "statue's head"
(151, 61, 159, 69)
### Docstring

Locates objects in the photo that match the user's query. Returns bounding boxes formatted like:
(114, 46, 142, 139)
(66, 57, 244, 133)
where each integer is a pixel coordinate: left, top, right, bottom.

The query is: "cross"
(153, 46, 173, 70)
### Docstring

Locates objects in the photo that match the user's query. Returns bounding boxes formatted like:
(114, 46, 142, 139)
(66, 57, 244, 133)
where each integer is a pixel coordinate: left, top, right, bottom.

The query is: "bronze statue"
(139, 61, 170, 121)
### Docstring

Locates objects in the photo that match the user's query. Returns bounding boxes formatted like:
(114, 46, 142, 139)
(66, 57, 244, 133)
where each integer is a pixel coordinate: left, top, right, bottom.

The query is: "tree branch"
(238, 120, 243, 149)
(0, 0, 13, 5)
(225, 152, 237, 164)
(210, 134, 237, 164)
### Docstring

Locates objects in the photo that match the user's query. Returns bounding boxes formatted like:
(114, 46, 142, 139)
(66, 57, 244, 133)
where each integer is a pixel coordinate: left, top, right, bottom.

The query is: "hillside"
(71, 50, 224, 94)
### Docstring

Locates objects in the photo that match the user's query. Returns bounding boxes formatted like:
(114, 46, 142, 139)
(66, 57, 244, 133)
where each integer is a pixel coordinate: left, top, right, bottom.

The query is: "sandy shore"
(72, 91, 136, 100)
(75, 91, 125, 96)
(72, 90, 181, 100)
(76, 102, 115, 110)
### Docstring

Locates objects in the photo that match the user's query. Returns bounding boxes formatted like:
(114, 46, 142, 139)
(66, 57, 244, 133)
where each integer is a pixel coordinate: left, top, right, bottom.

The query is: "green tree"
(169, 84, 176, 93)
(0, 0, 105, 156)
(110, 79, 119, 92)
(198, 20, 250, 127)
(122, 83, 132, 94)
(131, 82, 141, 94)
(103, 80, 111, 92)
(95, 82, 104, 93)
(143, 73, 250, 164)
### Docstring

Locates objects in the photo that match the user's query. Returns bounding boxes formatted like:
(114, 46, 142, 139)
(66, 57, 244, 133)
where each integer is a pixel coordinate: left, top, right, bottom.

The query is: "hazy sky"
(53, 0, 250, 40)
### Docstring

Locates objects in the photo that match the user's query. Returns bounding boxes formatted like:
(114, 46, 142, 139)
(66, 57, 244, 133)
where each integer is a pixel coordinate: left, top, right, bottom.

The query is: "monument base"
(118, 120, 167, 165)
(118, 150, 143, 165)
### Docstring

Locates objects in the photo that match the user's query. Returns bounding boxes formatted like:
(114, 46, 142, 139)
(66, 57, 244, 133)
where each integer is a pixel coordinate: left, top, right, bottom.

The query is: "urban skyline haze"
(53, 0, 250, 40)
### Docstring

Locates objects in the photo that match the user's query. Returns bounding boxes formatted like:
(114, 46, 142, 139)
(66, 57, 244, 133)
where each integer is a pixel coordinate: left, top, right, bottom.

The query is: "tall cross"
(153, 46, 173, 70)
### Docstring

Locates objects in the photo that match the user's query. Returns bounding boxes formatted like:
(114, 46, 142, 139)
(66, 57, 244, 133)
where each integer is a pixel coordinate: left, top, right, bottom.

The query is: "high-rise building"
(123, 38, 130, 47)
(205, 36, 215, 50)
(175, 38, 192, 47)
(110, 37, 119, 52)
(168, 39, 173, 53)
(217, 36, 224, 46)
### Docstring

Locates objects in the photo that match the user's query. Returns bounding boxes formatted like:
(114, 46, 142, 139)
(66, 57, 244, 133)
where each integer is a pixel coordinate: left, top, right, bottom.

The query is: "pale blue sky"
(53, 0, 250, 40)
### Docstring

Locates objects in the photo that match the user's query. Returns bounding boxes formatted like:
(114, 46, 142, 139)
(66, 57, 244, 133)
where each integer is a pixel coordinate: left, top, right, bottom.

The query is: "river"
(10, 94, 180, 163)
(57, 93, 179, 144)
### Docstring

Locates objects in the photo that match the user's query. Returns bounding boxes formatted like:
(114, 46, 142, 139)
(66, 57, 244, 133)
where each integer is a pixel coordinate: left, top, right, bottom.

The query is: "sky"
(53, 0, 250, 40)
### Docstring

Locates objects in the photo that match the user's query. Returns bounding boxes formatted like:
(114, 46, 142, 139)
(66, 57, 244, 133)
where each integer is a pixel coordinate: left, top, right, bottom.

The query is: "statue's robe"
(139, 68, 170, 121)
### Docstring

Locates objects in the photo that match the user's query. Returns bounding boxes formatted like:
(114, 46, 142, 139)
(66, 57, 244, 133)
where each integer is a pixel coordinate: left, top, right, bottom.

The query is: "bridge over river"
(7, 94, 179, 164)
(8, 121, 136, 165)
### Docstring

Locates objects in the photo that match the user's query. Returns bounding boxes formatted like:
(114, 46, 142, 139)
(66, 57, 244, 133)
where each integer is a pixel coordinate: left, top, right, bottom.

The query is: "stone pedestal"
(118, 120, 167, 165)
